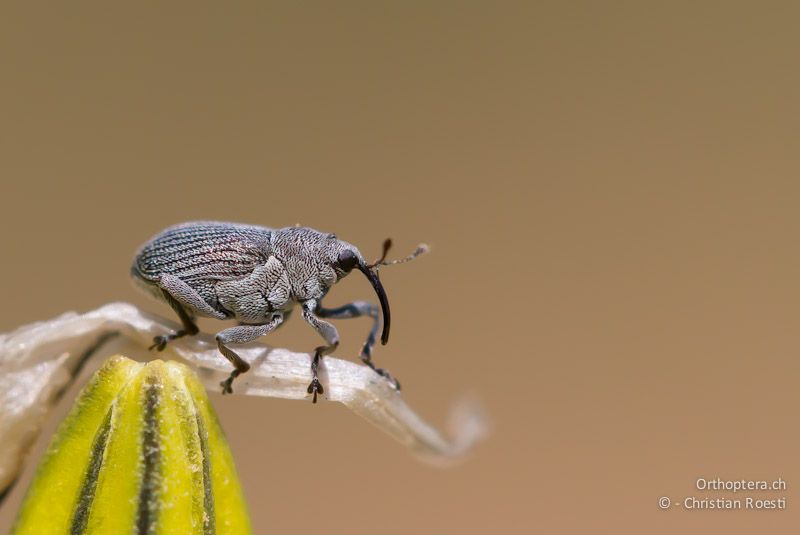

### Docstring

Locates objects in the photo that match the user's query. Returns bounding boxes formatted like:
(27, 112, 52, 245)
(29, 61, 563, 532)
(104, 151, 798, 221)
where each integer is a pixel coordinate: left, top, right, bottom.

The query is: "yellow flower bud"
(13, 356, 251, 534)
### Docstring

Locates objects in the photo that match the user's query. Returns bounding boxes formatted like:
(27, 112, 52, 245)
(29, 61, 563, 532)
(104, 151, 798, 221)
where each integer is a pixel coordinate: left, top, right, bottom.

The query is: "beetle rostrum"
(131, 221, 427, 401)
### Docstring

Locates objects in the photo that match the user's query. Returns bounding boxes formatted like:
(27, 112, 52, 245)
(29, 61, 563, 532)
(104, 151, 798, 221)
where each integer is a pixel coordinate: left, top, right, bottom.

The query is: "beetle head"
(350, 239, 429, 345)
(325, 235, 428, 346)
(323, 240, 391, 346)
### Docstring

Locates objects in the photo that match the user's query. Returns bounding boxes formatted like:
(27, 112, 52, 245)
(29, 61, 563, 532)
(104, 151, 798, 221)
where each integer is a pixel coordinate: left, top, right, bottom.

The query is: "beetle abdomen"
(132, 221, 273, 283)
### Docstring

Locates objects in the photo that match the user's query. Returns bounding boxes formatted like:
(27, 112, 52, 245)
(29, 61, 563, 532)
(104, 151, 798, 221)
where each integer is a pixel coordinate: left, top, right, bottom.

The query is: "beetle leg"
(158, 274, 228, 320)
(316, 301, 400, 390)
(302, 300, 340, 403)
(151, 274, 228, 350)
(149, 289, 200, 351)
(216, 315, 284, 394)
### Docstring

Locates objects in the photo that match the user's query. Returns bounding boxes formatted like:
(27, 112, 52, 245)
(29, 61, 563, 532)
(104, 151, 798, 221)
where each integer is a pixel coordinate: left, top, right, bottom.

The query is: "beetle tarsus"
(149, 328, 193, 352)
(307, 378, 323, 403)
(360, 354, 401, 391)
(378, 370, 401, 391)
(215, 337, 254, 395)
(149, 335, 169, 351)
(149, 290, 200, 353)
(307, 349, 326, 403)
(149, 333, 175, 351)
(220, 369, 241, 395)
(373, 367, 401, 391)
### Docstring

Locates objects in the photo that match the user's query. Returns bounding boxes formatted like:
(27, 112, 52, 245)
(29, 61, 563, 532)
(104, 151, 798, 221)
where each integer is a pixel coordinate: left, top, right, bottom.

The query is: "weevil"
(131, 221, 427, 401)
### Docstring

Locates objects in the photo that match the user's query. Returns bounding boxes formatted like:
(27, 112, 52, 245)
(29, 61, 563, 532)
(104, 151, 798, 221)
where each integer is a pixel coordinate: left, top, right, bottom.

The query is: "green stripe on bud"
(13, 356, 251, 535)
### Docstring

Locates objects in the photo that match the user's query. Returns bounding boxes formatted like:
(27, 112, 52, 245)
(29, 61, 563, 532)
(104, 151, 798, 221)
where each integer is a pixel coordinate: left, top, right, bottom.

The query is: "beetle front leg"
(316, 301, 400, 390)
(302, 300, 340, 403)
(216, 315, 283, 395)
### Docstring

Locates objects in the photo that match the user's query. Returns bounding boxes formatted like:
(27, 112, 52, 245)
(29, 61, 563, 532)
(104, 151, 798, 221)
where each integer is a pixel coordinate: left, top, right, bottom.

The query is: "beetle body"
(133, 222, 360, 323)
(132, 221, 423, 400)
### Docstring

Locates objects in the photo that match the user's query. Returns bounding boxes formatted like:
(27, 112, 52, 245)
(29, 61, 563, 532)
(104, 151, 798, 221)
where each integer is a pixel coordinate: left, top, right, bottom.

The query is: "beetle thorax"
(272, 227, 364, 302)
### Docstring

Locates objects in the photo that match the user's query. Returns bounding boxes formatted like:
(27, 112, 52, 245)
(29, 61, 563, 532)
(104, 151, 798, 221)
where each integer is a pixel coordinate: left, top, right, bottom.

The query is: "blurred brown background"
(1, 1, 799, 533)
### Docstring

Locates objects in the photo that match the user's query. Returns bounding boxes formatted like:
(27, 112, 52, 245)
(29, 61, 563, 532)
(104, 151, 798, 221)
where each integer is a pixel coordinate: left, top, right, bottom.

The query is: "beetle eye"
(337, 250, 358, 272)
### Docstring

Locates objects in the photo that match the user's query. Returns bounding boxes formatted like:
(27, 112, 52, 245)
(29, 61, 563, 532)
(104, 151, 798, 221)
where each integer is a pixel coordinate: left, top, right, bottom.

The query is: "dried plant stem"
(0, 303, 487, 498)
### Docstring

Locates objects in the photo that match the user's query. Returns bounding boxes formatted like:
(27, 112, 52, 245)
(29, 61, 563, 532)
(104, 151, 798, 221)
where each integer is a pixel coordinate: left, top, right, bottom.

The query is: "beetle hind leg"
(149, 289, 199, 351)
(149, 274, 227, 351)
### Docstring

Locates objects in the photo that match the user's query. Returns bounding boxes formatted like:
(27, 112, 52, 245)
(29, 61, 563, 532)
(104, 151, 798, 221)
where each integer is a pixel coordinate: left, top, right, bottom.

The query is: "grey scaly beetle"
(131, 221, 427, 401)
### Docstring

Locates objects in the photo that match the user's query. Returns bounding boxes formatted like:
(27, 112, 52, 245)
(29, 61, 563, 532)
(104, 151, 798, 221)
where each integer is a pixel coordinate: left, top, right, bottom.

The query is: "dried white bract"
(0, 303, 487, 495)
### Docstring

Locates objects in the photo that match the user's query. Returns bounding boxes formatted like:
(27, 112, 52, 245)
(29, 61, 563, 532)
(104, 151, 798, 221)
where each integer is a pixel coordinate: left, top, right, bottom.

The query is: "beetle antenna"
(367, 238, 392, 267)
(380, 243, 430, 266)
(367, 239, 429, 269)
